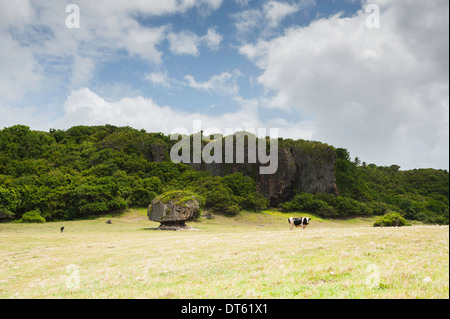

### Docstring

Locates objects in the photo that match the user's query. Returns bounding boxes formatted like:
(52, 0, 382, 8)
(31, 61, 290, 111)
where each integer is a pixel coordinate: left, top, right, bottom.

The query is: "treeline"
(0, 125, 267, 222)
(281, 148, 449, 224)
(0, 125, 448, 224)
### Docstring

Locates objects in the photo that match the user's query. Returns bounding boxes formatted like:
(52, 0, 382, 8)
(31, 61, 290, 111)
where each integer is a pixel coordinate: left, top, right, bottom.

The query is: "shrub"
(18, 209, 46, 223)
(0, 209, 14, 220)
(369, 201, 395, 216)
(334, 197, 373, 217)
(317, 205, 338, 218)
(373, 212, 411, 227)
(281, 193, 330, 215)
(224, 204, 240, 215)
(222, 173, 256, 197)
(236, 193, 269, 212)
(280, 193, 314, 212)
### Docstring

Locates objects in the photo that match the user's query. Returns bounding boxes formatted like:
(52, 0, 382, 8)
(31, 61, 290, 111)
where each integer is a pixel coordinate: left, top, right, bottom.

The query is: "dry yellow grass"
(0, 210, 448, 299)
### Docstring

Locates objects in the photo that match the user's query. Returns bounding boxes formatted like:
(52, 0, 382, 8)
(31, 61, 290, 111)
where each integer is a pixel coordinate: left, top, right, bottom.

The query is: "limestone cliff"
(257, 141, 338, 205)
(184, 135, 338, 206)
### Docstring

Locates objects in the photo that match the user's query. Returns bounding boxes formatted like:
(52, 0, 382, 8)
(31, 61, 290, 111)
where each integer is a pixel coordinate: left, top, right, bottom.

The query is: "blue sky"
(0, 0, 448, 170)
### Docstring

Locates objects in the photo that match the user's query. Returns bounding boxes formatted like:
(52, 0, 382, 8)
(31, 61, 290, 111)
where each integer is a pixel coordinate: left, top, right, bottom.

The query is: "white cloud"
(168, 30, 202, 56)
(232, 0, 313, 38)
(0, 0, 34, 29)
(168, 27, 223, 56)
(0, 33, 40, 102)
(54, 87, 315, 146)
(1, 81, 315, 154)
(70, 56, 95, 88)
(56, 88, 260, 134)
(240, 0, 449, 169)
(238, 40, 270, 63)
(144, 72, 173, 89)
(184, 70, 241, 96)
(0, 103, 52, 131)
(81, 0, 223, 18)
(232, 8, 263, 35)
(203, 28, 223, 50)
(0, 0, 224, 102)
(263, 1, 299, 27)
(124, 25, 167, 63)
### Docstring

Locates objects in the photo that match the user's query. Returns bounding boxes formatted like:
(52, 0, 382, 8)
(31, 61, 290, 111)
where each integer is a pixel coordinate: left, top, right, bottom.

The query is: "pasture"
(0, 209, 448, 299)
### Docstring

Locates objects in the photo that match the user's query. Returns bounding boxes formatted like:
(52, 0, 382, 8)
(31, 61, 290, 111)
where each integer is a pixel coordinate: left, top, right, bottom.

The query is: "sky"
(0, 0, 448, 170)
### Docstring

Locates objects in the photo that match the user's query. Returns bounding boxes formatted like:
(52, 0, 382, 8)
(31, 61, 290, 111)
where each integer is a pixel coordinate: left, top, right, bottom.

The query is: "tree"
(0, 186, 18, 219)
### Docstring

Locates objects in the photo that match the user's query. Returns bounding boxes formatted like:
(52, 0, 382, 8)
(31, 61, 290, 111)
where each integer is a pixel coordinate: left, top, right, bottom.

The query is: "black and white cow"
(288, 217, 311, 230)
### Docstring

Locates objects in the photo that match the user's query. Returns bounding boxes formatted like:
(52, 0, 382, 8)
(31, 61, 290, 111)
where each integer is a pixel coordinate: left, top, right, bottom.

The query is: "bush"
(224, 204, 240, 215)
(236, 193, 269, 212)
(280, 193, 315, 212)
(281, 193, 333, 216)
(369, 201, 395, 216)
(334, 197, 373, 217)
(373, 212, 411, 227)
(0, 209, 15, 220)
(18, 209, 46, 223)
(280, 192, 373, 218)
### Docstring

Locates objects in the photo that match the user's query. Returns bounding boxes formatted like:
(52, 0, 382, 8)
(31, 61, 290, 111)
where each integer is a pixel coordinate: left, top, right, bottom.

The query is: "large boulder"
(148, 190, 200, 230)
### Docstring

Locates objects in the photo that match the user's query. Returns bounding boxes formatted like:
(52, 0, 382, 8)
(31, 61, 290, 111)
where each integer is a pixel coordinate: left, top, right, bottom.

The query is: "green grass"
(0, 209, 448, 299)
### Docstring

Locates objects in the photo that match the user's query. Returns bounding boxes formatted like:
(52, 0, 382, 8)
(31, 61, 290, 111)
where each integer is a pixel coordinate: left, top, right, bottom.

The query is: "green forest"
(0, 124, 448, 224)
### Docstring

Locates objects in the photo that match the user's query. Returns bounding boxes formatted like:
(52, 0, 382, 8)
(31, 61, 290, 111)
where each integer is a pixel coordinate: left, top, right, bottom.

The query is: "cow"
(288, 217, 311, 230)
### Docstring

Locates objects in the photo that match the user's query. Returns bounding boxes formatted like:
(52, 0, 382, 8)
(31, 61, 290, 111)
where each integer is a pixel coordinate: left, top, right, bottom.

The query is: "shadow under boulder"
(148, 190, 201, 231)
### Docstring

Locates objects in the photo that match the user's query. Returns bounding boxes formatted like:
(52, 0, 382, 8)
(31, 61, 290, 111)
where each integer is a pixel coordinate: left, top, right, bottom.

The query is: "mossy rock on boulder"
(148, 190, 200, 230)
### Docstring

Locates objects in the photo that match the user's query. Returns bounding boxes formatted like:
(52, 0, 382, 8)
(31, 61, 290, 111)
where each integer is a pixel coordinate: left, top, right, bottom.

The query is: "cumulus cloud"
(203, 28, 223, 50)
(0, 0, 224, 101)
(81, 0, 223, 19)
(144, 71, 173, 89)
(70, 56, 95, 88)
(0, 34, 40, 103)
(56, 88, 260, 134)
(232, 8, 263, 35)
(168, 30, 202, 56)
(123, 26, 167, 63)
(168, 28, 223, 56)
(54, 87, 312, 145)
(184, 70, 242, 96)
(232, 0, 313, 38)
(263, 1, 300, 27)
(240, 0, 449, 169)
(0, 103, 53, 131)
(0, 0, 34, 28)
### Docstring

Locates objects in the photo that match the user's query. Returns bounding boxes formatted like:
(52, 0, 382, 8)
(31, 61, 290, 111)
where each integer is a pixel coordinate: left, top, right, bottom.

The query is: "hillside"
(0, 124, 448, 224)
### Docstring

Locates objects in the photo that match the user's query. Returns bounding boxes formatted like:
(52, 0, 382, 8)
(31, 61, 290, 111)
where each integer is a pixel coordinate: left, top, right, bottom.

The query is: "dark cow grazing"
(106, 219, 112, 224)
(60, 226, 65, 233)
(288, 217, 311, 230)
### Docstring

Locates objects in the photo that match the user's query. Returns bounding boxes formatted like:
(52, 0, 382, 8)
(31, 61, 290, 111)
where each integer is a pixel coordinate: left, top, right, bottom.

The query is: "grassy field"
(0, 209, 448, 299)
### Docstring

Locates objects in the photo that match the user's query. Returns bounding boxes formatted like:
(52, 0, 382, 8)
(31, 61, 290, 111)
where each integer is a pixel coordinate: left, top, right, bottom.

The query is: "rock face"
(188, 137, 338, 206)
(148, 190, 200, 230)
(256, 144, 338, 205)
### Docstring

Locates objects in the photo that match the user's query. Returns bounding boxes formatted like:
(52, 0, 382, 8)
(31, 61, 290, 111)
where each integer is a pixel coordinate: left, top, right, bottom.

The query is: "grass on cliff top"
(152, 190, 201, 205)
(0, 209, 448, 299)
